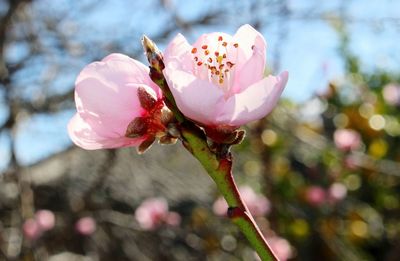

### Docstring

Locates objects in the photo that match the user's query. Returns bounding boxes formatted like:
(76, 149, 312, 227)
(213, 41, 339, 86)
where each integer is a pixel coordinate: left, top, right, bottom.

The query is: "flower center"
(191, 36, 239, 91)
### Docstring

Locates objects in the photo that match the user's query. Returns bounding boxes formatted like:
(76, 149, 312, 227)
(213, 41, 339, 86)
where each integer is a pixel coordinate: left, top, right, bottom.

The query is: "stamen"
(191, 48, 197, 54)
(226, 61, 235, 68)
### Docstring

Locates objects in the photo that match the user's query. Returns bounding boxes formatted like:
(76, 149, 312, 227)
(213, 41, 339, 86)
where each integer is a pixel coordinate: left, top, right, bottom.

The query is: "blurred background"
(1, 0, 400, 260)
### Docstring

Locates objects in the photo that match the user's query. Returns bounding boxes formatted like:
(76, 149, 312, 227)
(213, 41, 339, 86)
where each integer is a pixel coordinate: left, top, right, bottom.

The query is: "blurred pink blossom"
(23, 219, 42, 240)
(135, 197, 181, 230)
(35, 209, 55, 231)
(68, 53, 164, 150)
(305, 186, 326, 206)
(213, 186, 270, 217)
(328, 182, 347, 202)
(334, 129, 361, 151)
(75, 217, 97, 236)
(163, 24, 288, 128)
(382, 83, 400, 106)
(267, 236, 293, 261)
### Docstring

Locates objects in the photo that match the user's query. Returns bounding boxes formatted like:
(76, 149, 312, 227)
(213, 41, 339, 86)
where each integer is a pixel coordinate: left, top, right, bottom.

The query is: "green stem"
(181, 123, 278, 261)
(142, 36, 278, 260)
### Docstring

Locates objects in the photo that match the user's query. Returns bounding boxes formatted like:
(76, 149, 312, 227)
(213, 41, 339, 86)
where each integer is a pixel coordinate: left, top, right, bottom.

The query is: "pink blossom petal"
(233, 24, 267, 61)
(68, 113, 144, 150)
(163, 33, 193, 72)
(164, 67, 225, 125)
(217, 71, 288, 126)
(231, 36, 266, 93)
(78, 53, 160, 97)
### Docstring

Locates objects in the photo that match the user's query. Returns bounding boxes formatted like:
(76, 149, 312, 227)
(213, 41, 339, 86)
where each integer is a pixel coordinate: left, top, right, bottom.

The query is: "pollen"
(217, 55, 223, 64)
(191, 48, 197, 54)
(219, 78, 224, 84)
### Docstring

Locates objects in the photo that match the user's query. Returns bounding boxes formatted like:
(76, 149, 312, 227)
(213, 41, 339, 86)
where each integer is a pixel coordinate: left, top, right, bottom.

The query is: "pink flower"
(163, 24, 288, 128)
(328, 182, 347, 203)
(35, 209, 55, 231)
(75, 217, 97, 236)
(266, 236, 293, 261)
(305, 186, 326, 206)
(213, 186, 270, 217)
(334, 129, 361, 151)
(23, 218, 42, 240)
(382, 83, 400, 106)
(135, 197, 181, 230)
(68, 53, 166, 150)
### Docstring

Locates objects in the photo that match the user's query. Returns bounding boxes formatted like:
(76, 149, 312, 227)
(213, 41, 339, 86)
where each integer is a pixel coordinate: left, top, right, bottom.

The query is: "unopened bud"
(142, 35, 164, 69)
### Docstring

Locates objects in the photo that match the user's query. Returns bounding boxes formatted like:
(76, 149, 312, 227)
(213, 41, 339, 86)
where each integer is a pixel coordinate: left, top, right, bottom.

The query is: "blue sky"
(1, 0, 399, 168)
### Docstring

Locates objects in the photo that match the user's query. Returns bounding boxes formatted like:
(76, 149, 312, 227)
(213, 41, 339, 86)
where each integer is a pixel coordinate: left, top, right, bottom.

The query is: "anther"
(218, 36, 223, 41)
(194, 56, 198, 61)
(191, 48, 197, 54)
(215, 51, 219, 57)
(233, 43, 239, 48)
(207, 57, 212, 63)
(197, 61, 203, 66)
(202, 45, 208, 49)
(222, 42, 228, 47)
(226, 61, 235, 68)
(204, 50, 210, 55)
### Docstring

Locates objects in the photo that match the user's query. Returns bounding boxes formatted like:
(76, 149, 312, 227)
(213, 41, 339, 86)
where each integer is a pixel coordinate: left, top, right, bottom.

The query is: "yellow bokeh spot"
(261, 129, 278, 146)
(350, 220, 368, 238)
(358, 103, 375, 119)
(290, 219, 309, 238)
(344, 174, 361, 191)
(333, 113, 349, 128)
(369, 114, 385, 130)
(368, 139, 388, 159)
(244, 160, 261, 177)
